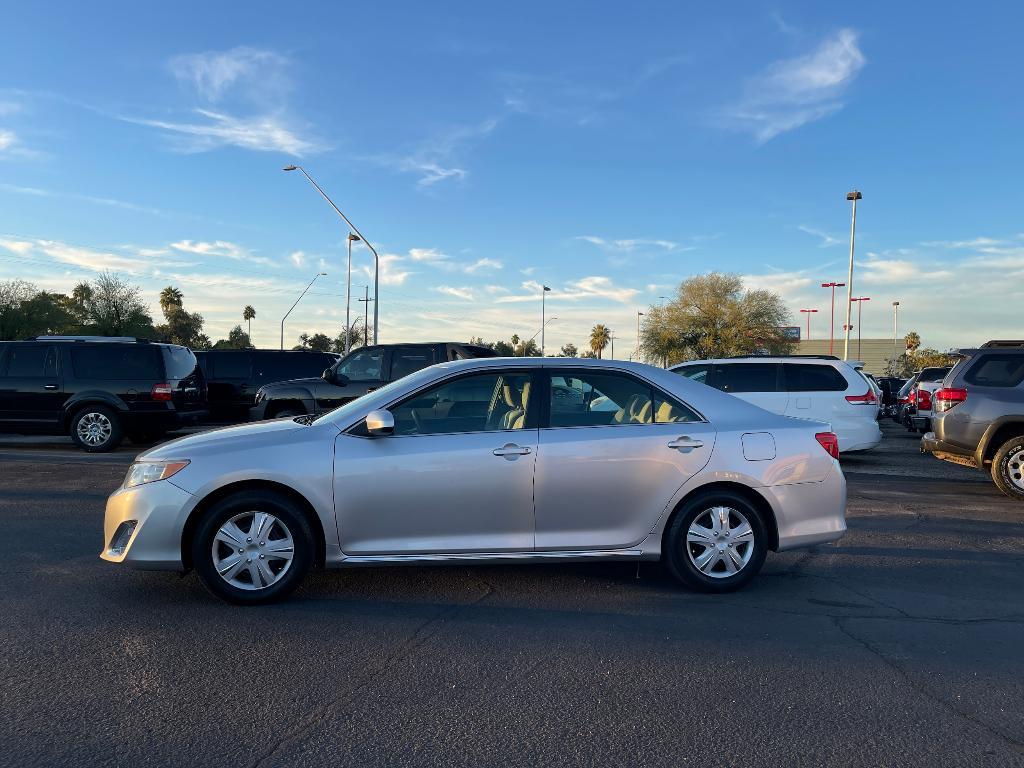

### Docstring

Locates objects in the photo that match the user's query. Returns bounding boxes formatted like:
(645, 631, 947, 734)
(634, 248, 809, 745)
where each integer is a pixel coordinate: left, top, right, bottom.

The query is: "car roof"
(670, 356, 845, 367)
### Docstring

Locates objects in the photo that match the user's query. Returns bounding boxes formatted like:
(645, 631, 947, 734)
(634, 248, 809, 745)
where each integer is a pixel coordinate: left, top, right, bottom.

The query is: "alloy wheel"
(1006, 448, 1024, 491)
(686, 506, 755, 578)
(211, 511, 295, 590)
(76, 412, 112, 447)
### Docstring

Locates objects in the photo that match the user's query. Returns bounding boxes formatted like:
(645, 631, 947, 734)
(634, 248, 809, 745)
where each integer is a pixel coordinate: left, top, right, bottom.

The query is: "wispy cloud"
(0, 182, 192, 218)
(435, 285, 475, 300)
(356, 253, 414, 286)
(371, 118, 498, 188)
(498, 276, 638, 304)
(797, 225, 843, 247)
(464, 257, 503, 274)
(123, 109, 319, 156)
(723, 28, 866, 143)
(576, 235, 681, 252)
(289, 250, 306, 268)
(168, 46, 288, 103)
(170, 239, 278, 267)
(406, 247, 502, 274)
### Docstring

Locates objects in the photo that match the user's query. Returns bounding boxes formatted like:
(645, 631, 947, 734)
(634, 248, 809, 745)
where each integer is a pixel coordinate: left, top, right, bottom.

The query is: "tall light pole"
(851, 296, 870, 359)
(344, 233, 360, 354)
(280, 272, 327, 351)
(843, 190, 862, 360)
(283, 165, 380, 344)
(526, 317, 558, 355)
(358, 286, 374, 348)
(821, 282, 845, 356)
(636, 310, 644, 361)
(541, 285, 552, 355)
(892, 301, 901, 375)
(609, 330, 616, 360)
(799, 308, 819, 341)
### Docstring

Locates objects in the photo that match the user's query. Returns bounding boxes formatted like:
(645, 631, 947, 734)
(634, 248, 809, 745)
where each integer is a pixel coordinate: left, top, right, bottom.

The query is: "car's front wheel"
(69, 405, 123, 452)
(665, 491, 768, 592)
(192, 491, 314, 604)
(991, 437, 1024, 501)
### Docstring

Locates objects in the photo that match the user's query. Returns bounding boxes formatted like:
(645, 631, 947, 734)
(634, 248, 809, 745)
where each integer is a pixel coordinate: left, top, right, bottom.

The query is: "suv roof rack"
(33, 335, 151, 343)
(981, 340, 1024, 348)
(724, 354, 841, 360)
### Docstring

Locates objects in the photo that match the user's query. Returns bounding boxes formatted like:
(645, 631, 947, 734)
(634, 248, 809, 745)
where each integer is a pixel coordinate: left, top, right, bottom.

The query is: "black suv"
(0, 336, 206, 452)
(195, 349, 340, 421)
(251, 342, 497, 420)
(922, 342, 1024, 499)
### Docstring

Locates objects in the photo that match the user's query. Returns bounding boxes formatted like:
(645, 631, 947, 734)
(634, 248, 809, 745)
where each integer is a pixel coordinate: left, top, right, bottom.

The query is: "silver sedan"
(101, 358, 846, 604)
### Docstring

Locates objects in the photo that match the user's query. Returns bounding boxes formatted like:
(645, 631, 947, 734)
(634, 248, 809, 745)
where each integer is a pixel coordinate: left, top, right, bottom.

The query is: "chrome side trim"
(334, 549, 643, 566)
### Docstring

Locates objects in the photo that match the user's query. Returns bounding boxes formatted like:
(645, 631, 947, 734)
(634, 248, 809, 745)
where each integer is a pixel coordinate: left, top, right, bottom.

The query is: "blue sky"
(1, 2, 1021, 353)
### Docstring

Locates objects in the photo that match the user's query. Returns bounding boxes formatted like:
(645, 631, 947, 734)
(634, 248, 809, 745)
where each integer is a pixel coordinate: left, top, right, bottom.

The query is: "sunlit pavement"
(2, 420, 1022, 767)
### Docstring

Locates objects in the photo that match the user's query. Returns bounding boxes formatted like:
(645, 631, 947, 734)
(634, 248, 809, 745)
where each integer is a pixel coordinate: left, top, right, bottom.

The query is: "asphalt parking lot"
(2, 420, 1022, 767)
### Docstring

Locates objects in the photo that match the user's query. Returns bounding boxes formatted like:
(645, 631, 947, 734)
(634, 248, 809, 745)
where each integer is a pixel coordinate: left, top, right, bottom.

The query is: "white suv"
(669, 356, 883, 453)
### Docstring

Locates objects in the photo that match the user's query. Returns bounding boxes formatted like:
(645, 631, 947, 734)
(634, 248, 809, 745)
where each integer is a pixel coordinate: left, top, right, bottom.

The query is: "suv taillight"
(934, 387, 967, 412)
(151, 382, 173, 402)
(907, 389, 918, 406)
(815, 432, 840, 459)
(845, 387, 877, 405)
(917, 388, 932, 411)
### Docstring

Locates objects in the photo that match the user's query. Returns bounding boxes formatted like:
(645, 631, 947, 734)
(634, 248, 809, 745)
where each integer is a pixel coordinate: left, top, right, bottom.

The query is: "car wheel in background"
(270, 407, 304, 419)
(69, 405, 123, 452)
(665, 491, 768, 592)
(191, 490, 314, 604)
(991, 437, 1024, 501)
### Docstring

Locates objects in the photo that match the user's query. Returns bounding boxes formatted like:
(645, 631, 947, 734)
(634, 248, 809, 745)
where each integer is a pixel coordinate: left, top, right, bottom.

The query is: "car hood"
(259, 377, 322, 391)
(140, 417, 320, 460)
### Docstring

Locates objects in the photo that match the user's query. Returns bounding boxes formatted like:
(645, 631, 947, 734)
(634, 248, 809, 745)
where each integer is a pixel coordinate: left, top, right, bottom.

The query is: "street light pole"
(280, 272, 327, 351)
(636, 310, 644, 362)
(892, 301, 900, 374)
(843, 190, 862, 360)
(344, 233, 360, 354)
(851, 297, 870, 359)
(541, 286, 551, 355)
(799, 308, 819, 341)
(821, 282, 845, 356)
(358, 286, 373, 348)
(283, 165, 381, 344)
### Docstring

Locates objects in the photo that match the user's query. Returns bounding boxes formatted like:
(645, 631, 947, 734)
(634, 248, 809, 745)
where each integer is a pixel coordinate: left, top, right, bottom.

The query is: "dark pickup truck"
(250, 342, 497, 420)
(922, 341, 1024, 499)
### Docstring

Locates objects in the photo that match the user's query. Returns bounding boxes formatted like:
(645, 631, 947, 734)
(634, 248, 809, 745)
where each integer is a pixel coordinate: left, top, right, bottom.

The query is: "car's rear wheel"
(192, 491, 314, 604)
(991, 437, 1024, 501)
(665, 491, 768, 592)
(270, 406, 304, 419)
(69, 405, 123, 452)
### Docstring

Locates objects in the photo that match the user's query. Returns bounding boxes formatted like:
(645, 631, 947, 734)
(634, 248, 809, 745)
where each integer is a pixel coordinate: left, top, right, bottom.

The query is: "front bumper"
(100, 480, 195, 569)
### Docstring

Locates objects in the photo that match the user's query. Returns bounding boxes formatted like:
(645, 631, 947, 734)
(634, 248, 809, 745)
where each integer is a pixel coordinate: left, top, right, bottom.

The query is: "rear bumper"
(768, 463, 847, 551)
(835, 418, 882, 453)
(921, 432, 979, 469)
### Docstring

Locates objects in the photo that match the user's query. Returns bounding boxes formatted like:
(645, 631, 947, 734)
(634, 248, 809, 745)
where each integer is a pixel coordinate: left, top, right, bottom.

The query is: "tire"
(664, 491, 768, 593)
(270, 406, 304, 419)
(991, 437, 1024, 501)
(191, 490, 314, 605)
(69, 405, 123, 452)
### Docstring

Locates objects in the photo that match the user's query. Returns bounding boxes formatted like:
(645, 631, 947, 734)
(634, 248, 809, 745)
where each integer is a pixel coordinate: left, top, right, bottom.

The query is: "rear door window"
(71, 346, 162, 380)
(711, 363, 780, 393)
(783, 364, 849, 392)
(390, 346, 436, 380)
(964, 355, 1024, 387)
(1, 345, 58, 378)
(674, 364, 711, 385)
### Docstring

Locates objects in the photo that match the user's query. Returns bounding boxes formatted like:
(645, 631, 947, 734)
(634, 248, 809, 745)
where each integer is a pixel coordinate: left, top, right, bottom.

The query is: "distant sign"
(781, 326, 801, 341)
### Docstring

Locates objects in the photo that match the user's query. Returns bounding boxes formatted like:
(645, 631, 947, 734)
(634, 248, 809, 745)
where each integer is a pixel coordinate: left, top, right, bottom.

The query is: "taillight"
(917, 388, 932, 411)
(935, 387, 967, 413)
(907, 390, 918, 405)
(845, 387, 877, 405)
(151, 382, 173, 402)
(815, 432, 840, 459)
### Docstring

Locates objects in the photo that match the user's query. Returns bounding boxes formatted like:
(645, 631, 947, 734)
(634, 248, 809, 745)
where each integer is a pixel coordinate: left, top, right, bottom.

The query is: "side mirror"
(321, 368, 333, 381)
(365, 409, 394, 437)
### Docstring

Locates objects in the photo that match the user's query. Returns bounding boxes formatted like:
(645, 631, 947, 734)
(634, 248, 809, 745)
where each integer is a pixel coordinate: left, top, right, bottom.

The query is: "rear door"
(534, 368, 716, 551)
(710, 362, 787, 414)
(0, 344, 63, 426)
(207, 351, 252, 411)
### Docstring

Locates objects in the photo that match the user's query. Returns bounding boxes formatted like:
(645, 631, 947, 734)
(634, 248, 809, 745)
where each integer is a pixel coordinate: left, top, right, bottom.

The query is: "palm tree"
(590, 324, 611, 359)
(904, 330, 921, 355)
(159, 286, 183, 316)
(242, 305, 255, 337)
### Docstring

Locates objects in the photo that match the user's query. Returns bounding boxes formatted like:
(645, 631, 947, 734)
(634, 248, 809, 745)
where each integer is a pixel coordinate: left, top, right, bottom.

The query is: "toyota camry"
(102, 357, 846, 604)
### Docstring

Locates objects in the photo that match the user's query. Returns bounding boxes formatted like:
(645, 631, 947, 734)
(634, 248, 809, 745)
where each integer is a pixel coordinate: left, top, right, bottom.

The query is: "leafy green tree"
(213, 325, 253, 349)
(493, 340, 515, 356)
(590, 324, 611, 359)
(640, 273, 794, 365)
(297, 332, 333, 352)
(0, 280, 41, 339)
(559, 342, 578, 357)
(154, 285, 208, 347)
(332, 320, 364, 353)
(85, 272, 155, 337)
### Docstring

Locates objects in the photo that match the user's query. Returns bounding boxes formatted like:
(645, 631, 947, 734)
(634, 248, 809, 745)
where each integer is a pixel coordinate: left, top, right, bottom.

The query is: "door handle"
(43, 384, 58, 391)
(667, 436, 704, 451)
(492, 443, 532, 457)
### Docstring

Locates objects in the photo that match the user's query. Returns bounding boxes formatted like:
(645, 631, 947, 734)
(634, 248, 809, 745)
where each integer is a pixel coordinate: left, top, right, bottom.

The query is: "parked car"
(906, 367, 953, 433)
(101, 357, 847, 603)
(195, 349, 340, 421)
(670, 355, 882, 452)
(0, 336, 206, 452)
(860, 369, 884, 419)
(922, 343, 1024, 499)
(250, 342, 497, 420)
(894, 373, 921, 425)
(875, 376, 907, 418)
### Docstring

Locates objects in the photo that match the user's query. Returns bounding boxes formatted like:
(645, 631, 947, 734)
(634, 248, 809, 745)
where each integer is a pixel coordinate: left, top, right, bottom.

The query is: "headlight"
(123, 460, 190, 489)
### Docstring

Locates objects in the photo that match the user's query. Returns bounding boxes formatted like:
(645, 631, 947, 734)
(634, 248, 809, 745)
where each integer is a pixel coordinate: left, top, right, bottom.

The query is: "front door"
(317, 347, 387, 412)
(333, 369, 539, 555)
(535, 370, 717, 551)
(0, 344, 63, 427)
